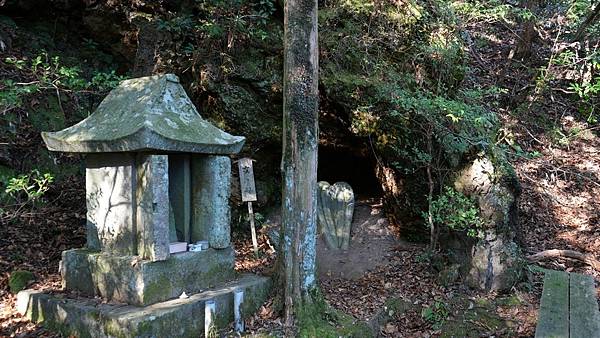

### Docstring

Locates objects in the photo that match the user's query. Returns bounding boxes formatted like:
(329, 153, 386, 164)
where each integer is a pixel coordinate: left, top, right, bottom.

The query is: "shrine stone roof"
(42, 74, 245, 154)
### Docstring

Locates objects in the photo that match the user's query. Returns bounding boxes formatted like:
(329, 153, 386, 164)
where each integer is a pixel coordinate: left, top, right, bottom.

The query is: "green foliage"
(0, 79, 39, 114)
(451, 0, 534, 24)
(157, 15, 195, 33)
(566, 0, 600, 36)
(5, 170, 54, 206)
(427, 186, 484, 238)
(1, 51, 126, 137)
(421, 301, 449, 330)
(90, 70, 127, 92)
(253, 0, 276, 25)
(253, 212, 266, 227)
(319, 0, 502, 222)
(8, 270, 34, 294)
(569, 75, 600, 123)
(156, 0, 280, 56)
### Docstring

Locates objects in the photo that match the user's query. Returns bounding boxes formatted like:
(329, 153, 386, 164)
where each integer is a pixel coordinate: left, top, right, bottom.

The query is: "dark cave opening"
(317, 145, 383, 199)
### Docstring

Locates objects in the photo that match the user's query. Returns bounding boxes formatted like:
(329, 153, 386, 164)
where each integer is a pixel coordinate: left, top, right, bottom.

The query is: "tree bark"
(573, 3, 600, 42)
(278, 0, 319, 328)
(515, 0, 538, 60)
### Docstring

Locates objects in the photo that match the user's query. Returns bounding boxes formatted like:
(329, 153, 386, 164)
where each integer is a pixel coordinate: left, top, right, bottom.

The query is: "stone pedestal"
(18, 274, 271, 338)
(61, 248, 236, 306)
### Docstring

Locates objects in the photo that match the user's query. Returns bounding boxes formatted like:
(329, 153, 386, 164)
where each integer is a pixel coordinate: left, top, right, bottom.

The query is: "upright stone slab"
(85, 153, 136, 254)
(136, 154, 170, 261)
(317, 181, 355, 250)
(191, 155, 231, 249)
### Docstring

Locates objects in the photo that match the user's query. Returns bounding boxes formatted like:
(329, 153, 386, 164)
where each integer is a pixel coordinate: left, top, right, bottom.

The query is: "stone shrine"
(17, 74, 270, 337)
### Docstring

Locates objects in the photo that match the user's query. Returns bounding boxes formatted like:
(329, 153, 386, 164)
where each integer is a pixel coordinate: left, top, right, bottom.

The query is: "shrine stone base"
(61, 248, 236, 306)
(17, 274, 270, 338)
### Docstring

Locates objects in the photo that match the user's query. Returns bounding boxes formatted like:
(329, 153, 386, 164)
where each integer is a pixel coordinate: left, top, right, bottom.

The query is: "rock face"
(451, 157, 523, 292)
(317, 181, 355, 250)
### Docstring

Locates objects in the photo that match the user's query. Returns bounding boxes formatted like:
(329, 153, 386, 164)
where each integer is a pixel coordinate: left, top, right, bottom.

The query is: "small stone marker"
(238, 158, 259, 255)
(169, 242, 187, 254)
(317, 181, 355, 250)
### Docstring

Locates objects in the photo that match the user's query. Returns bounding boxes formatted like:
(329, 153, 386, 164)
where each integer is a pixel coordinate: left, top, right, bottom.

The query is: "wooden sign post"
(238, 158, 259, 256)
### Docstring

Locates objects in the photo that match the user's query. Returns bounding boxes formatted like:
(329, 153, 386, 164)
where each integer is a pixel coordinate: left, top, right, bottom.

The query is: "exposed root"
(527, 249, 600, 271)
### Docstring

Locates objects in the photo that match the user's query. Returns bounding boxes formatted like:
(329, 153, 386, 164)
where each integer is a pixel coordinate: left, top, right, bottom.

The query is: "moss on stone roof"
(42, 74, 245, 154)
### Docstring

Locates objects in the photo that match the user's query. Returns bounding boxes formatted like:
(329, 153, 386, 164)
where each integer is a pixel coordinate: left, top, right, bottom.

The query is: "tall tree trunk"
(278, 0, 319, 328)
(515, 0, 538, 60)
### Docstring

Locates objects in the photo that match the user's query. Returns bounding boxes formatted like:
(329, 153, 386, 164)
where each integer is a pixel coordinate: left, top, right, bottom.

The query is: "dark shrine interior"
(317, 146, 383, 199)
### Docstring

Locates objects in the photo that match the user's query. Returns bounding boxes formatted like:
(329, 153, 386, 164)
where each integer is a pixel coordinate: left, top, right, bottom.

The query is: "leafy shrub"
(427, 186, 484, 238)
(5, 170, 54, 206)
(569, 76, 600, 123)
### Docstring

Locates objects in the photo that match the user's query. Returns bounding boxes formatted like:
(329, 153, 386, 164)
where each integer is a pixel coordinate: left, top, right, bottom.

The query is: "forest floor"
(1, 3, 599, 338)
(233, 4, 600, 337)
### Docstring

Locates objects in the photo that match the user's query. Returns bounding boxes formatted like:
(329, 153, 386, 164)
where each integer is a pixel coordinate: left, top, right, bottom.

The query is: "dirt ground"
(316, 198, 405, 280)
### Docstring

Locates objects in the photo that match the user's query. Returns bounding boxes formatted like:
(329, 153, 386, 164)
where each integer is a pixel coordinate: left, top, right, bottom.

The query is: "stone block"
(136, 154, 170, 261)
(191, 155, 232, 249)
(85, 153, 136, 254)
(61, 247, 235, 306)
(17, 274, 271, 338)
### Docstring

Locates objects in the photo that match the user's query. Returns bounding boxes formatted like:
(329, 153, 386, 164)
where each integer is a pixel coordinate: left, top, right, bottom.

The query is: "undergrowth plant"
(4, 170, 54, 207)
(569, 75, 600, 123)
(1, 51, 126, 117)
(426, 186, 484, 240)
(421, 301, 450, 330)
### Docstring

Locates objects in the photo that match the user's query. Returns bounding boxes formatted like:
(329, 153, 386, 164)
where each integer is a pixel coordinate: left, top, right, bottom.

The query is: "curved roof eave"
(42, 127, 246, 154)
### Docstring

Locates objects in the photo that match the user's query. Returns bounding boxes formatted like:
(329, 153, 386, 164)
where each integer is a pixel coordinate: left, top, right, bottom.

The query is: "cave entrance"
(317, 145, 382, 199)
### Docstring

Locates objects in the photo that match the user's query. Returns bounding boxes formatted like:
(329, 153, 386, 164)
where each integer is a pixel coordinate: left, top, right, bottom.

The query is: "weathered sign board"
(238, 157, 258, 255)
(238, 158, 257, 202)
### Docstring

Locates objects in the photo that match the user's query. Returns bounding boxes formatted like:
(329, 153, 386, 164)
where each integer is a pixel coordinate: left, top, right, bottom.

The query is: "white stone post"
(234, 288, 244, 333)
(204, 299, 216, 338)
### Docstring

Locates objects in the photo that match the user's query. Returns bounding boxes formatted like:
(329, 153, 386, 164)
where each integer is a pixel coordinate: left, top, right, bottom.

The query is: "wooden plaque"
(238, 157, 257, 202)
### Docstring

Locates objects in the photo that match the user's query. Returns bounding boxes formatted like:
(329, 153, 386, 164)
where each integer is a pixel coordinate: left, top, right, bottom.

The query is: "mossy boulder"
(447, 156, 523, 292)
(9, 270, 34, 293)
